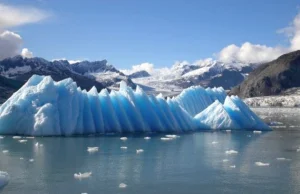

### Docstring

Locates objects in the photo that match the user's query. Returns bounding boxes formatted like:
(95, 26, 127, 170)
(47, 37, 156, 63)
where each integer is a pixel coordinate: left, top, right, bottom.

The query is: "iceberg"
(0, 75, 271, 136)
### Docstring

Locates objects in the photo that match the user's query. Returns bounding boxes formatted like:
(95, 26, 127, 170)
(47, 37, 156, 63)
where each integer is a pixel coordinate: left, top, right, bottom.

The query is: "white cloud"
(218, 42, 287, 63)
(0, 3, 50, 28)
(121, 62, 154, 75)
(21, 48, 33, 58)
(0, 30, 22, 60)
(52, 58, 82, 64)
(217, 12, 300, 63)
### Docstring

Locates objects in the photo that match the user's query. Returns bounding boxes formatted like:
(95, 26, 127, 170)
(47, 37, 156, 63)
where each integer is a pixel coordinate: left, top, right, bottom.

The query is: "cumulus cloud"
(21, 48, 33, 58)
(0, 30, 22, 60)
(121, 62, 154, 75)
(217, 12, 300, 63)
(0, 3, 50, 28)
(52, 58, 82, 64)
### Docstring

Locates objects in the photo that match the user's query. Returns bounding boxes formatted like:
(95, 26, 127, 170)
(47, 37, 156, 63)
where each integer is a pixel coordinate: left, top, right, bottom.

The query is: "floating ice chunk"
(20, 157, 24, 160)
(222, 159, 229, 162)
(39, 144, 43, 147)
(144, 137, 151, 140)
(25, 137, 35, 139)
(87, 147, 99, 153)
(35, 142, 39, 147)
(136, 149, 144, 154)
(255, 162, 269, 166)
(212, 141, 218, 144)
(229, 165, 236, 168)
(120, 137, 127, 141)
(119, 183, 127, 188)
(253, 130, 262, 134)
(12, 136, 22, 139)
(165, 135, 180, 139)
(74, 172, 92, 179)
(2, 150, 8, 153)
(18, 140, 27, 143)
(0, 136, 4, 139)
(276, 158, 291, 161)
(0, 171, 9, 189)
(225, 130, 231, 133)
(225, 150, 238, 155)
(161, 137, 172, 141)
(29, 159, 34, 162)
(120, 146, 127, 149)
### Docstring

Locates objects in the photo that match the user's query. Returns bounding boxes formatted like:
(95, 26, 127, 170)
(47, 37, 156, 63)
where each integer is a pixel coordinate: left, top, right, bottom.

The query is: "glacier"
(0, 75, 271, 136)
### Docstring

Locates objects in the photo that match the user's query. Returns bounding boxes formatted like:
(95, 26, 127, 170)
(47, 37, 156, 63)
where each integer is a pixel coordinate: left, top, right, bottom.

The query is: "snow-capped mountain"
(0, 56, 136, 101)
(126, 59, 257, 96)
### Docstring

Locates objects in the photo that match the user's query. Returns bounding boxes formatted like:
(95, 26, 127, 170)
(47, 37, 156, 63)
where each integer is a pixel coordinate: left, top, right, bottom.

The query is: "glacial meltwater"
(0, 108, 300, 194)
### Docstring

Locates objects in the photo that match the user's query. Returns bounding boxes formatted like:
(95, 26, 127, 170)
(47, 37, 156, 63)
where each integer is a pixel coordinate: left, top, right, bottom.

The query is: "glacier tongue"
(0, 75, 271, 136)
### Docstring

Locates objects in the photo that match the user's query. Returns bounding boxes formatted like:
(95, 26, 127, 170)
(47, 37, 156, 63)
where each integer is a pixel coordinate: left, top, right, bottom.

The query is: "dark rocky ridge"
(230, 50, 300, 98)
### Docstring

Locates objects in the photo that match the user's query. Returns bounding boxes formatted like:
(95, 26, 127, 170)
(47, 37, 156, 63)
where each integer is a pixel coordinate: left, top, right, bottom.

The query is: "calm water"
(0, 108, 300, 194)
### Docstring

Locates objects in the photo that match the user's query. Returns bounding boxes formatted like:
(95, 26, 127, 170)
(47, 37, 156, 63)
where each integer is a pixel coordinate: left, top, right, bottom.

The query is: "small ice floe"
(165, 135, 180, 139)
(119, 183, 127, 188)
(225, 130, 231, 133)
(276, 158, 291, 161)
(0, 171, 9, 189)
(29, 159, 34, 162)
(18, 140, 27, 143)
(144, 137, 151, 140)
(120, 137, 127, 141)
(39, 144, 43, 147)
(136, 149, 144, 154)
(212, 141, 218, 144)
(160, 137, 172, 141)
(120, 146, 127, 150)
(255, 162, 270, 166)
(81, 193, 88, 194)
(87, 147, 99, 153)
(253, 130, 262, 134)
(35, 142, 43, 147)
(74, 172, 92, 179)
(247, 135, 251, 138)
(20, 157, 24, 160)
(222, 159, 229, 163)
(225, 150, 238, 155)
(0, 136, 4, 139)
(2, 150, 8, 153)
(25, 137, 35, 139)
(229, 165, 236, 168)
(12, 136, 22, 139)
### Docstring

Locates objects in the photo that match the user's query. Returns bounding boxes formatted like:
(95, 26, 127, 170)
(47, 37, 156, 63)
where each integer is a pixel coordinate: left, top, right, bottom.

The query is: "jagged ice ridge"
(0, 75, 271, 136)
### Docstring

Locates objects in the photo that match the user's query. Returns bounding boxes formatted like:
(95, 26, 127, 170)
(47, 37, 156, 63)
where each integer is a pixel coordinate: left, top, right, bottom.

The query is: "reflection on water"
(0, 108, 299, 194)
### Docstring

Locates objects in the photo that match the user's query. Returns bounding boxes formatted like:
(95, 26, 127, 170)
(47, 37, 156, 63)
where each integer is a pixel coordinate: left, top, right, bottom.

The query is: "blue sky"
(1, 0, 300, 69)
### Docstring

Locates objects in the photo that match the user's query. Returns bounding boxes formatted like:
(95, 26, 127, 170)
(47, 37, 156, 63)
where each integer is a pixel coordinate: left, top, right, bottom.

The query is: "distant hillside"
(231, 50, 300, 98)
(0, 75, 24, 104)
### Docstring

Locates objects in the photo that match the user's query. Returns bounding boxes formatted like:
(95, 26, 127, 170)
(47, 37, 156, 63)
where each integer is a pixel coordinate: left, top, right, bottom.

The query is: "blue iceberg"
(0, 75, 271, 136)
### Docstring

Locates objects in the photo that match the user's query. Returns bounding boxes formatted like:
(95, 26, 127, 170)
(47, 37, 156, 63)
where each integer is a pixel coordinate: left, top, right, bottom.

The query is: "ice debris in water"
(18, 140, 27, 143)
(253, 130, 262, 134)
(0, 75, 271, 136)
(165, 135, 180, 139)
(29, 159, 34, 162)
(2, 150, 8, 153)
(136, 149, 144, 154)
(74, 172, 92, 179)
(87, 147, 99, 153)
(0, 136, 4, 139)
(144, 137, 151, 140)
(160, 137, 172, 141)
(229, 165, 236, 168)
(276, 158, 291, 161)
(120, 137, 127, 141)
(225, 150, 238, 155)
(12, 136, 21, 139)
(25, 137, 34, 139)
(120, 146, 127, 149)
(255, 162, 269, 166)
(212, 141, 218, 144)
(222, 159, 229, 162)
(0, 171, 9, 189)
(225, 130, 231, 133)
(20, 157, 24, 160)
(119, 183, 127, 188)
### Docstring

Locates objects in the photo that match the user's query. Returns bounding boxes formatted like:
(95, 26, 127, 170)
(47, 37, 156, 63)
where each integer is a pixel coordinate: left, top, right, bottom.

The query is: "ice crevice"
(0, 75, 271, 136)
